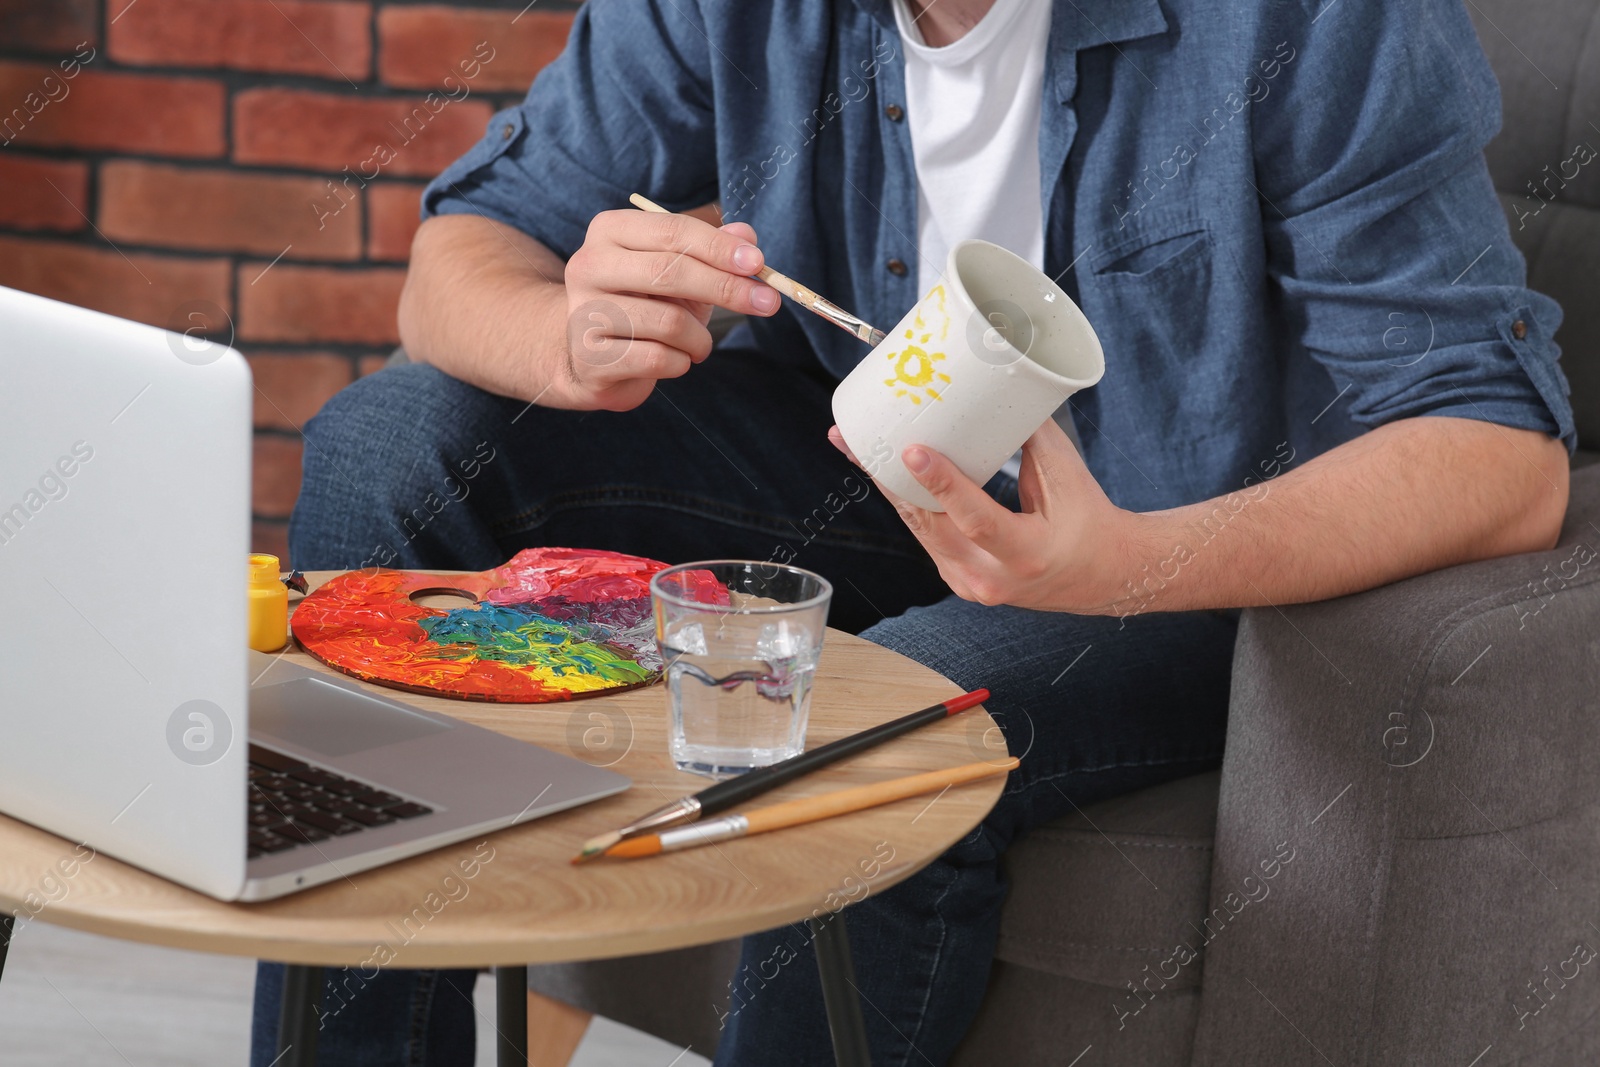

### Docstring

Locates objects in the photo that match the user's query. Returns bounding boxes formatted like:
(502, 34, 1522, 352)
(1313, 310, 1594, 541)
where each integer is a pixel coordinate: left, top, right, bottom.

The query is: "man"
(251, 0, 1573, 1062)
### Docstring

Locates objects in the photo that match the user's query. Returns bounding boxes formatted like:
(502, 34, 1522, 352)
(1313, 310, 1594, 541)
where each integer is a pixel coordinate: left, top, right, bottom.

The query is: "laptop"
(0, 285, 630, 902)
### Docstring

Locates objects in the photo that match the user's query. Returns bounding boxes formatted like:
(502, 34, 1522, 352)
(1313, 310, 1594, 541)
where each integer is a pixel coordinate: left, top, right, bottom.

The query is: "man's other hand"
(830, 420, 1143, 613)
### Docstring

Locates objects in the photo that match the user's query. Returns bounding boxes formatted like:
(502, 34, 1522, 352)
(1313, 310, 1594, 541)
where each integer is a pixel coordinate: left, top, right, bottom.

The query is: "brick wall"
(0, 0, 577, 563)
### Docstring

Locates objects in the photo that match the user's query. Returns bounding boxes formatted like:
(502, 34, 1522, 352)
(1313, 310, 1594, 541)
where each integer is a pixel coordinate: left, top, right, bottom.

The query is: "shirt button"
(887, 258, 908, 277)
(885, 104, 904, 122)
(1512, 319, 1528, 340)
(501, 124, 515, 141)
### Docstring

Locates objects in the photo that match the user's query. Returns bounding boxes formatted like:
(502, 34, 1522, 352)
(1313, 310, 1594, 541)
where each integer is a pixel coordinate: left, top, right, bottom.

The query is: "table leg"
(275, 964, 323, 1067)
(496, 965, 529, 1067)
(0, 914, 13, 986)
(810, 912, 872, 1067)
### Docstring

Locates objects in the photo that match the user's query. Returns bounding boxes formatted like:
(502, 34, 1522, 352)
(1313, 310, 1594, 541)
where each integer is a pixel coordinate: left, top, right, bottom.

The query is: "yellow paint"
(248, 554, 288, 653)
(883, 284, 953, 404)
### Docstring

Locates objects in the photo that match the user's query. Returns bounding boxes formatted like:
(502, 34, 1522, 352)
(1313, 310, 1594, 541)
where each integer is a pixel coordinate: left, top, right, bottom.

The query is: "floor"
(0, 919, 710, 1067)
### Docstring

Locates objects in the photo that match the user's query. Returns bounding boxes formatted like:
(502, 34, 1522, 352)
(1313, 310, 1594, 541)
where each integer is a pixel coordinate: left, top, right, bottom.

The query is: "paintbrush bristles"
(570, 829, 622, 865)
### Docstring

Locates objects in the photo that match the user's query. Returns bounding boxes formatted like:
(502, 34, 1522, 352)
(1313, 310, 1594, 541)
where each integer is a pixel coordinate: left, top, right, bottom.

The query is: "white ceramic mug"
(831, 240, 1106, 511)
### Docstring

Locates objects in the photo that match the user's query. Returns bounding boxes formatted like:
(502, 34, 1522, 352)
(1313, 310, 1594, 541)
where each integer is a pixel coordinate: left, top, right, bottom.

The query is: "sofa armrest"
(1189, 465, 1600, 1066)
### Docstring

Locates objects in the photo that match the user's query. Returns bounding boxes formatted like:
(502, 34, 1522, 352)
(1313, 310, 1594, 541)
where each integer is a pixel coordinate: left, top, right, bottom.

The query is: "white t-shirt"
(892, 0, 1073, 476)
(891, 0, 1052, 300)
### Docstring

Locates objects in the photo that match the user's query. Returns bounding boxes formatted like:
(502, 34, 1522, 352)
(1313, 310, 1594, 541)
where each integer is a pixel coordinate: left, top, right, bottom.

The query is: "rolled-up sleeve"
(1254, 0, 1575, 450)
(421, 0, 718, 259)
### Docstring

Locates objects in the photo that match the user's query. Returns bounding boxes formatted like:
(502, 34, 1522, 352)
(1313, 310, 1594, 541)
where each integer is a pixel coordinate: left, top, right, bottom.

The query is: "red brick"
(0, 155, 90, 232)
(367, 182, 425, 261)
(251, 519, 292, 568)
(357, 353, 393, 377)
(233, 88, 491, 177)
(0, 0, 97, 53)
(110, 0, 372, 80)
(253, 434, 305, 517)
(0, 235, 230, 329)
(378, 7, 572, 92)
(99, 161, 363, 260)
(0, 63, 224, 157)
(246, 352, 354, 428)
(239, 264, 406, 345)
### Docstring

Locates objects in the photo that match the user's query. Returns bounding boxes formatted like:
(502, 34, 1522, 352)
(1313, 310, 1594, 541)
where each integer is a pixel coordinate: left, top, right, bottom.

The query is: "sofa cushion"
(1501, 194, 1600, 451)
(955, 963, 1201, 1067)
(995, 770, 1219, 990)
(1474, 0, 1600, 452)
(1473, 0, 1600, 212)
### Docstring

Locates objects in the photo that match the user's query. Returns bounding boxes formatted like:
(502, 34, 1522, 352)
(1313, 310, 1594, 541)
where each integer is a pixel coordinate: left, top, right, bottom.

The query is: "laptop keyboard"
(247, 744, 434, 859)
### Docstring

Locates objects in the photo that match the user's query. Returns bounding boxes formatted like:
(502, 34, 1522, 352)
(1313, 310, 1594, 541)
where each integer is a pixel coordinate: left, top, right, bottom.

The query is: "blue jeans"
(251, 351, 1236, 1066)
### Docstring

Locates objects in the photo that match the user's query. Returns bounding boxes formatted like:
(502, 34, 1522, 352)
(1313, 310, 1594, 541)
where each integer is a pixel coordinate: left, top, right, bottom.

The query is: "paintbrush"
(599, 758, 1019, 859)
(628, 193, 887, 347)
(572, 688, 991, 862)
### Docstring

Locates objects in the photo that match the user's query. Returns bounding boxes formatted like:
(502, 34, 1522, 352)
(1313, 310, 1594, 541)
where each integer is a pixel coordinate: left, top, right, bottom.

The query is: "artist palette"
(292, 548, 689, 703)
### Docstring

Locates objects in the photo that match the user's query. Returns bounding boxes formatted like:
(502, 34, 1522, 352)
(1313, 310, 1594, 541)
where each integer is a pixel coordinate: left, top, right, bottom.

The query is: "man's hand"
(837, 421, 1145, 611)
(563, 210, 780, 410)
(840, 416, 1569, 617)
(398, 208, 780, 412)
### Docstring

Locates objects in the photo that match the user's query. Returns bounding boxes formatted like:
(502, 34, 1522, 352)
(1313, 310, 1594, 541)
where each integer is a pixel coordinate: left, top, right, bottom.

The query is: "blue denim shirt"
(422, 0, 1573, 513)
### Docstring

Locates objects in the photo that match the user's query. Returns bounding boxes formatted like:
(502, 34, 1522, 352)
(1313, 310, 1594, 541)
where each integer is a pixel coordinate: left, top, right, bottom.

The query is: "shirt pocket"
(1085, 218, 1216, 371)
(1097, 224, 1210, 277)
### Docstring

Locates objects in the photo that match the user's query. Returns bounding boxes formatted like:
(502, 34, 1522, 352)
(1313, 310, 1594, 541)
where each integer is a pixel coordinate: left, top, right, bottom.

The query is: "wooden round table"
(0, 571, 1008, 1066)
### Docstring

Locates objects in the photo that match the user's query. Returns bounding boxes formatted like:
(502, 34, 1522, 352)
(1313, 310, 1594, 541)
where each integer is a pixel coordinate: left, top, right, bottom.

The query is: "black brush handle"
(692, 689, 990, 816)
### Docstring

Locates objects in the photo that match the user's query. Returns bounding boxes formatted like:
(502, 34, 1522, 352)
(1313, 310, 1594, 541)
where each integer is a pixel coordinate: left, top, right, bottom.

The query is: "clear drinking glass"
(650, 561, 832, 778)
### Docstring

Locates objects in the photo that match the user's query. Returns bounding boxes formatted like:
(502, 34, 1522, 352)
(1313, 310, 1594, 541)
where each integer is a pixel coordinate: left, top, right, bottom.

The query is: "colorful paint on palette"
(292, 548, 726, 703)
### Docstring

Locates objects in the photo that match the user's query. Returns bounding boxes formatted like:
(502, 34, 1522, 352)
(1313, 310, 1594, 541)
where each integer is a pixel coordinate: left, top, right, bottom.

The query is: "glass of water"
(651, 561, 832, 778)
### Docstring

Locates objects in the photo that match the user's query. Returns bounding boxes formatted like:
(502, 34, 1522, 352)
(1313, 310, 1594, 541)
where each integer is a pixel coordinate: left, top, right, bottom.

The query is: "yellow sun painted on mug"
(883, 285, 953, 405)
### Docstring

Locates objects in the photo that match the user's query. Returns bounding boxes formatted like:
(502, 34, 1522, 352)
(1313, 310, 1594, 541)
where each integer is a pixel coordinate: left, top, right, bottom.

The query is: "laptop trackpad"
(251, 677, 453, 758)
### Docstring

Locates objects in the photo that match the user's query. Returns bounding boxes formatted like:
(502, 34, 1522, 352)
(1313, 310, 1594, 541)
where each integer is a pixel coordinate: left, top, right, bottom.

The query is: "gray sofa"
(528, 0, 1600, 1061)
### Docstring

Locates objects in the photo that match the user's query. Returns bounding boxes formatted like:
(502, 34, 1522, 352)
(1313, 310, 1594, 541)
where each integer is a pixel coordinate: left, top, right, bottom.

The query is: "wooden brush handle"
(627, 191, 883, 345)
(743, 759, 1019, 836)
(629, 193, 805, 292)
